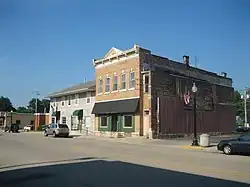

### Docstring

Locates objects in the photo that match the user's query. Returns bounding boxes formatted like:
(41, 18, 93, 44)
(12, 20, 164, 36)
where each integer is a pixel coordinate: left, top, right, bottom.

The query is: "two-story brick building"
(92, 44, 235, 138)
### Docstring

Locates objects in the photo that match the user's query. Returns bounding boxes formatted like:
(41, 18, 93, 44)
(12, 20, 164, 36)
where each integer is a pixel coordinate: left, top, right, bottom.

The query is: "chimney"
(183, 55, 189, 66)
(221, 72, 227, 77)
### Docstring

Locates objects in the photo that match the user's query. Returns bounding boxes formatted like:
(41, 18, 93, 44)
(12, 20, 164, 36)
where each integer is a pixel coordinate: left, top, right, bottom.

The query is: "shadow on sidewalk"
(0, 159, 249, 187)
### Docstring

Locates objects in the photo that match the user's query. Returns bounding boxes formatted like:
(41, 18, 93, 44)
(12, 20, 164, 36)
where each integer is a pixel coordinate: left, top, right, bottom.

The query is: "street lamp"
(191, 82, 199, 146)
(10, 110, 13, 124)
(241, 88, 249, 128)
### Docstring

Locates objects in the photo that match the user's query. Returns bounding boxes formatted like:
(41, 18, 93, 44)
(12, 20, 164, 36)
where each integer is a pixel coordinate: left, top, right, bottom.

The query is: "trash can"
(200, 134, 210, 147)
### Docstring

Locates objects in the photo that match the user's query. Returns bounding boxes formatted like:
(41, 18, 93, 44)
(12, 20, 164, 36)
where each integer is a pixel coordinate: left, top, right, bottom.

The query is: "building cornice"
(93, 44, 140, 67)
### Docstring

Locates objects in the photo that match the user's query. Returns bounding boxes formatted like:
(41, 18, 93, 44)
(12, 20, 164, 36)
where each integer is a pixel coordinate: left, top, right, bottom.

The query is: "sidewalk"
(80, 135, 219, 153)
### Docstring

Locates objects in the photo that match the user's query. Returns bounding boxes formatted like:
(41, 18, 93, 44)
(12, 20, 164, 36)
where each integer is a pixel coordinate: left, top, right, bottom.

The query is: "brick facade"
(92, 45, 235, 137)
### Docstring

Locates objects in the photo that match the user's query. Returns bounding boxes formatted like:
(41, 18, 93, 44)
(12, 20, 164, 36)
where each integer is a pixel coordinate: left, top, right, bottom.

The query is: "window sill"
(119, 89, 127, 92)
(123, 126, 133, 128)
(97, 93, 103, 96)
(104, 92, 110, 95)
(128, 87, 135, 91)
(111, 90, 119, 93)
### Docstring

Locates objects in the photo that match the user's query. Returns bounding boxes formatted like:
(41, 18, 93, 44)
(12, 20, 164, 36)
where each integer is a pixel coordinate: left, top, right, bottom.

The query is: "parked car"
(44, 123, 69, 137)
(24, 125, 34, 132)
(4, 124, 19, 133)
(217, 133, 250, 155)
(236, 126, 249, 133)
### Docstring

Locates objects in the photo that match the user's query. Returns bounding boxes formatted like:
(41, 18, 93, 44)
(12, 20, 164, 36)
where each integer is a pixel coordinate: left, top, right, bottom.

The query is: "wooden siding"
(159, 96, 236, 135)
(150, 66, 235, 136)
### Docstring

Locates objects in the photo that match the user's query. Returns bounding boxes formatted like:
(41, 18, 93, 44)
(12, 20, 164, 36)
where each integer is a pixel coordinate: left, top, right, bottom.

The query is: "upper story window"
(113, 74, 118, 91)
(71, 95, 75, 101)
(105, 76, 110, 92)
(144, 74, 149, 93)
(86, 97, 91, 104)
(121, 73, 126, 90)
(53, 98, 56, 107)
(91, 91, 95, 97)
(61, 97, 65, 106)
(129, 71, 135, 89)
(81, 92, 87, 98)
(75, 94, 79, 104)
(98, 78, 103, 93)
(67, 96, 71, 105)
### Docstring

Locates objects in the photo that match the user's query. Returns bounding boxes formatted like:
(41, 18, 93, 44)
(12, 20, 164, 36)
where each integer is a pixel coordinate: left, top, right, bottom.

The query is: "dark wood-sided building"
(141, 50, 235, 137)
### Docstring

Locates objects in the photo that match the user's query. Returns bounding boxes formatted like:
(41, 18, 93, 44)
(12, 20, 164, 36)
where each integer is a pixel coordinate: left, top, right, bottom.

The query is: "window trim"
(100, 116, 108, 127)
(61, 96, 65, 107)
(123, 115, 133, 128)
(98, 78, 103, 94)
(105, 76, 111, 93)
(86, 97, 91, 104)
(53, 98, 56, 107)
(75, 94, 79, 105)
(113, 74, 118, 91)
(129, 71, 135, 89)
(121, 73, 126, 90)
(144, 74, 149, 93)
(67, 96, 71, 106)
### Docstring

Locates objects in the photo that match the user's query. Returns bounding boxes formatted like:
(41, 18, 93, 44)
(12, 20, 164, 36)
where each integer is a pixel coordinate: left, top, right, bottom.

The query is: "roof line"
(47, 88, 95, 98)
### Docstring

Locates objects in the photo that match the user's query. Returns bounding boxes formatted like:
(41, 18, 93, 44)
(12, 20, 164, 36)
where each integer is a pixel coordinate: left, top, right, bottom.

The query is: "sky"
(0, 0, 250, 107)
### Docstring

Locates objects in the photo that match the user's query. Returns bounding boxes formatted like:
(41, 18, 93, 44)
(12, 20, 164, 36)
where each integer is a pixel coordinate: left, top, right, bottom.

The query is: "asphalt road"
(0, 132, 250, 187)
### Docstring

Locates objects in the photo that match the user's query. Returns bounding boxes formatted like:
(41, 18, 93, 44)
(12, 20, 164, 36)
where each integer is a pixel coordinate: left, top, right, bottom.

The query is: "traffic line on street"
(181, 145, 204, 150)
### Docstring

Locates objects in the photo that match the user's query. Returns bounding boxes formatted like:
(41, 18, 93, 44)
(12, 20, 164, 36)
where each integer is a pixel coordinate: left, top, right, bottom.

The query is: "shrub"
(37, 123, 45, 131)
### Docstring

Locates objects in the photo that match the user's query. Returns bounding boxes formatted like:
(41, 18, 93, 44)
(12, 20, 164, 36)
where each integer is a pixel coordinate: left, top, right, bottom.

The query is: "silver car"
(44, 123, 69, 137)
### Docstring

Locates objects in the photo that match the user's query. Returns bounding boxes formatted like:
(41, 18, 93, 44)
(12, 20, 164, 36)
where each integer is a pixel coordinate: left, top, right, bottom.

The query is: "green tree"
(232, 90, 250, 123)
(27, 98, 50, 113)
(16, 106, 33, 113)
(0, 96, 16, 112)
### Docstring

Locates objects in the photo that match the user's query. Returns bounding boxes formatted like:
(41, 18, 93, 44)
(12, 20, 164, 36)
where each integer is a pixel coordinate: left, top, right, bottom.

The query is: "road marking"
(181, 145, 204, 150)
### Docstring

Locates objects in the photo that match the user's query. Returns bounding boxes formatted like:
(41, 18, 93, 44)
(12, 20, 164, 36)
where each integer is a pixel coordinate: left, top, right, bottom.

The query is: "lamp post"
(191, 82, 199, 146)
(241, 87, 249, 128)
(10, 110, 13, 124)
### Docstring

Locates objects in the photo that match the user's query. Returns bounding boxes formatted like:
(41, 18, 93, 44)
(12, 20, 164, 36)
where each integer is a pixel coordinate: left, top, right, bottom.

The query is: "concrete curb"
(180, 145, 220, 154)
(181, 145, 205, 150)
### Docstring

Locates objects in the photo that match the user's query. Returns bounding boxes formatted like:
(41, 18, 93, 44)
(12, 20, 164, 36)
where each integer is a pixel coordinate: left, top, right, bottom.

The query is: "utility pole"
(241, 87, 249, 127)
(32, 91, 40, 114)
(32, 91, 40, 130)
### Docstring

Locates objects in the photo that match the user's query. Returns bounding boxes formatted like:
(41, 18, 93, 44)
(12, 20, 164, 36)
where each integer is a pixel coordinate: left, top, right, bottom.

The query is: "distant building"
(46, 80, 96, 135)
(0, 111, 35, 129)
(92, 44, 235, 138)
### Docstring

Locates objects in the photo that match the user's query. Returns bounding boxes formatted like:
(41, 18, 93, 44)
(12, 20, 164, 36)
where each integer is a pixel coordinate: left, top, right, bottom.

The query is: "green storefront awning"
(72, 109, 83, 117)
(52, 112, 57, 116)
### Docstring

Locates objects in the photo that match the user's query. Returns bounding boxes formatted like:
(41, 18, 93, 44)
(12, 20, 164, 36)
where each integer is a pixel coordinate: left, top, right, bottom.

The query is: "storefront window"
(124, 115, 132, 127)
(100, 116, 108, 127)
